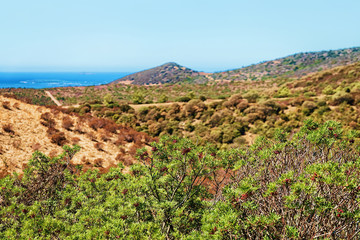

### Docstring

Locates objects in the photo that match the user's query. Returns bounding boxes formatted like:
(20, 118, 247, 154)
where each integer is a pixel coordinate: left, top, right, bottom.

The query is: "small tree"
(103, 93, 114, 106)
(134, 136, 229, 238)
(132, 92, 145, 104)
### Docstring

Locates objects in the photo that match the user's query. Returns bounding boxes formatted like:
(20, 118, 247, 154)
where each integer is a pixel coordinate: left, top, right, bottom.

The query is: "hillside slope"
(110, 47, 360, 85)
(111, 62, 201, 85)
(0, 96, 154, 177)
(212, 47, 360, 81)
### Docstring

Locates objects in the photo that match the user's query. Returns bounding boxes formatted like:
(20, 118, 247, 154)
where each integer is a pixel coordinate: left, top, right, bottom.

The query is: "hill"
(0, 96, 154, 177)
(110, 62, 201, 85)
(211, 46, 360, 81)
(109, 47, 360, 85)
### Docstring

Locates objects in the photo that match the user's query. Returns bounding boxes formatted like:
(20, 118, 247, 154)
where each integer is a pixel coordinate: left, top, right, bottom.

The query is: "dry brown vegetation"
(2, 101, 11, 110)
(0, 96, 155, 177)
(2, 123, 15, 135)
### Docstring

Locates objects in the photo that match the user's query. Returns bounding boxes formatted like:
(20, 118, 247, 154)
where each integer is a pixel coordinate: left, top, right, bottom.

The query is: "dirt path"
(45, 91, 62, 106)
(61, 99, 223, 110)
(129, 99, 223, 111)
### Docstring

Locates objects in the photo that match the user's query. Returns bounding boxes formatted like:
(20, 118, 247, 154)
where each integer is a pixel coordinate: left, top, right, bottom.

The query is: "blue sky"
(1, 0, 359, 72)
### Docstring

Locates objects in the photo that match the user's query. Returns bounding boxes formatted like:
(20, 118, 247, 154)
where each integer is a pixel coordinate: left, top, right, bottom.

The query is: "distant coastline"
(0, 72, 131, 89)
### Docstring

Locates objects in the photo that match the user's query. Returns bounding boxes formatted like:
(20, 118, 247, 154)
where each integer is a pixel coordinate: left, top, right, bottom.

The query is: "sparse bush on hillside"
(71, 137, 81, 144)
(103, 121, 118, 133)
(12, 139, 21, 149)
(93, 158, 104, 168)
(2, 123, 15, 135)
(74, 121, 86, 134)
(184, 99, 207, 118)
(103, 93, 114, 106)
(290, 96, 306, 106)
(243, 90, 260, 103)
(118, 104, 133, 113)
(199, 95, 207, 101)
(221, 123, 244, 143)
(2, 101, 11, 110)
(13, 102, 20, 109)
(304, 91, 316, 97)
(158, 94, 168, 103)
(317, 105, 331, 115)
(50, 132, 67, 146)
(46, 126, 59, 136)
(176, 96, 191, 102)
(322, 85, 335, 95)
(208, 113, 224, 127)
(117, 114, 136, 126)
(236, 99, 249, 111)
(302, 101, 317, 116)
(246, 112, 263, 123)
(115, 153, 133, 166)
(148, 122, 162, 136)
(62, 116, 74, 130)
(263, 100, 283, 114)
(223, 94, 243, 108)
(331, 92, 355, 105)
(94, 142, 104, 151)
(132, 92, 145, 104)
(40, 112, 56, 128)
(274, 86, 290, 98)
(31, 143, 41, 151)
(88, 118, 106, 130)
(86, 131, 98, 142)
(79, 105, 91, 115)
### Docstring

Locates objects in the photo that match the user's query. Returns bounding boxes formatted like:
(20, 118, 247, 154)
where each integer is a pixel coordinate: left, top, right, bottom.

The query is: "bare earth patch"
(0, 96, 152, 177)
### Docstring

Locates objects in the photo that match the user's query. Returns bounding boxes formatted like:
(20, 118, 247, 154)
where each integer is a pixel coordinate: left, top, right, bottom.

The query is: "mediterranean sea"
(0, 72, 131, 89)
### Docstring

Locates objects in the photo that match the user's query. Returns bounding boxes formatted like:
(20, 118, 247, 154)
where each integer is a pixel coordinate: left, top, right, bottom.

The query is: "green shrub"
(274, 86, 290, 98)
(1, 121, 360, 239)
(304, 91, 316, 97)
(158, 94, 168, 103)
(199, 95, 207, 101)
(243, 90, 260, 103)
(322, 85, 335, 95)
(103, 93, 114, 106)
(302, 101, 317, 116)
(331, 93, 355, 105)
(132, 92, 145, 104)
(223, 94, 243, 108)
(176, 96, 191, 102)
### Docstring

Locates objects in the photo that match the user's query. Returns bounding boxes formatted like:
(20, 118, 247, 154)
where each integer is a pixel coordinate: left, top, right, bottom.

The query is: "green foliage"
(1, 121, 359, 239)
(274, 86, 290, 98)
(302, 101, 317, 116)
(331, 92, 355, 105)
(243, 90, 260, 103)
(158, 94, 168, 103)
(103, 93, 114, 106)
(199, 95, 207, 101)
(175, 96, 191, 102)
(322, 85, 335, 95)
(132, 91, 145, 104)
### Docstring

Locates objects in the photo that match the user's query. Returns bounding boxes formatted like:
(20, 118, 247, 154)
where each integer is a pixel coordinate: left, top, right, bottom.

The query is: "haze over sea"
(0, 72, 131, 89)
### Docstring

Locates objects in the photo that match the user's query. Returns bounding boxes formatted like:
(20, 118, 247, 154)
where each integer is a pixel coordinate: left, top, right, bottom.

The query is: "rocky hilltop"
(111, 62, 200, 85)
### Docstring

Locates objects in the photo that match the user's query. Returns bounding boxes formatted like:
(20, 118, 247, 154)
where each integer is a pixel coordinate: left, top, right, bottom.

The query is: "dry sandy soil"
(0, 96, 151, 177)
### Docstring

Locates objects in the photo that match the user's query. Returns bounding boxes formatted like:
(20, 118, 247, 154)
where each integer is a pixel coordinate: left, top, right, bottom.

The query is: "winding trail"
(45, 91, 62, 106)
(128, 99, 222, 111)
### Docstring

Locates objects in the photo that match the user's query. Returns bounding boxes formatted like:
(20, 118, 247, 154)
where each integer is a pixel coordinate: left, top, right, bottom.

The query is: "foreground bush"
(0, 120, 360, 239)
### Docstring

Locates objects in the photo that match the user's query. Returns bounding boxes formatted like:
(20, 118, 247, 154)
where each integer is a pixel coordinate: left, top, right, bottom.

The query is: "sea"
(0, 72, 132, 89)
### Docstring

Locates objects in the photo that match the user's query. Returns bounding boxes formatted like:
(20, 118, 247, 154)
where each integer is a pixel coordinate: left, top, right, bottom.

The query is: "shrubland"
(64, 72, 360, 148)
(1, 120, 360, 239)
(1, 62, 354, 148)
